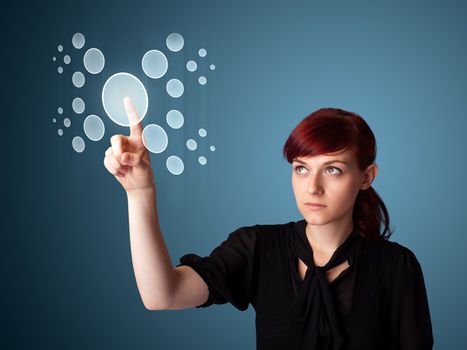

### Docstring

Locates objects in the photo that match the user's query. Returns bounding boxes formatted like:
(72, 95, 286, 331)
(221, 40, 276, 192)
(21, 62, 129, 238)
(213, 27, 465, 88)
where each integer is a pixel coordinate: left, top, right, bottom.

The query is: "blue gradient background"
(4, 0, 466, 348)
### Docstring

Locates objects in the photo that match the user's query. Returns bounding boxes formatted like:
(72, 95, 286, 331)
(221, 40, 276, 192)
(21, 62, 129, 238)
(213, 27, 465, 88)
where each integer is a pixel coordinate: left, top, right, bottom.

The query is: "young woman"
(104, 97, 434, 350)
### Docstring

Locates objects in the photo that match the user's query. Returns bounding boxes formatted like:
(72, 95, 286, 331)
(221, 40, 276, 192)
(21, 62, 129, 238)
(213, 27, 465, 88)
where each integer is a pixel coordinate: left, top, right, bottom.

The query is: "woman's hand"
(103, 97, 155, 193)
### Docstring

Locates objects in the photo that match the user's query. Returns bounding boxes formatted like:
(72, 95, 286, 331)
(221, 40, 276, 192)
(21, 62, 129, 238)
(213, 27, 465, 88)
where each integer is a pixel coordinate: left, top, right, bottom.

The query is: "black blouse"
(176, 219, 434, 350)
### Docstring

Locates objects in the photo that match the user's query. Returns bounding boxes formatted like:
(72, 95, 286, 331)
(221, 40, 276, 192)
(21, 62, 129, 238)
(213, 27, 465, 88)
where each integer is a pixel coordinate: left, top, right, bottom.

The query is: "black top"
(176, 219, 434, 350)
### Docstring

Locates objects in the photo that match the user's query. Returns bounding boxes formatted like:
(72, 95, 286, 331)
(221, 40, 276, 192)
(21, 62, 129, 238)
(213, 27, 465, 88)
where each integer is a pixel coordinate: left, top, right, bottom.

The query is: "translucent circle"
(210, 145, 215, 151)
(210, 64, 216, 70)
(141, 50, 168, 79)
(58, 67, 63, 74)
(198, 48, 207, 57)
(72, 97, 85, 114)
(83, 48, 105, 74)
(83, 114, 105, 141)
(52, 56, 56, 61)
(72, 71, 85, 88)
(186, 60, 197, 72)
(166, 155, 184, 175)
(198, 76, 207, 85)
(186, 139, 197, 151)
(102, 72, 148, 126)
(166, 109, 184, 129)
(58, 107, 63, 114)
(64, 55, 71, 64)
(72, 136, 85, 153)
(198, 128, 207, 137)
(166, 79, 184, 98)
(58, 44, 63, 52)
(142, 124, 168, 154)
(72, 33, 85, 49)
(52, 118, 56, 123)
(166, 33, 184, 52)
(58, 129, 63, 136)
(199, 156, 207, 165)
(64, 118, 71, 127)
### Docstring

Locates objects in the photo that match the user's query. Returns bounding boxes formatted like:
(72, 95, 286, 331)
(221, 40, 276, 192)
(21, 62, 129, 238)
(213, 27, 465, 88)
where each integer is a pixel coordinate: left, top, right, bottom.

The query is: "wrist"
(126, 184, 156, 199)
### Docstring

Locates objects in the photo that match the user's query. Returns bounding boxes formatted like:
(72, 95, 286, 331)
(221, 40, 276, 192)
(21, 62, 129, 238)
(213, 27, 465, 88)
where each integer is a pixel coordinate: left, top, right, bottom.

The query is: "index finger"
(123, 96, 143, 137)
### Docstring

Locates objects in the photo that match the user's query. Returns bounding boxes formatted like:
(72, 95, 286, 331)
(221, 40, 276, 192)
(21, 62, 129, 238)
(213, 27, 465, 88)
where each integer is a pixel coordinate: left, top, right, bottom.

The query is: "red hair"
(282, 107, 393, 241)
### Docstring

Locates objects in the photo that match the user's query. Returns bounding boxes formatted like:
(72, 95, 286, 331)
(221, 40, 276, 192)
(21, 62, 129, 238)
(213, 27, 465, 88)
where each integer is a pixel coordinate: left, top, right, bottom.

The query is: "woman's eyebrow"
(293, 159, 349, 166)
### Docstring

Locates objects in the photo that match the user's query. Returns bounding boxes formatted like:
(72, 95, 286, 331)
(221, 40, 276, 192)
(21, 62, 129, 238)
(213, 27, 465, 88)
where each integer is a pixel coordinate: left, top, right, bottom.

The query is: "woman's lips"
(305, 203, 326, 210)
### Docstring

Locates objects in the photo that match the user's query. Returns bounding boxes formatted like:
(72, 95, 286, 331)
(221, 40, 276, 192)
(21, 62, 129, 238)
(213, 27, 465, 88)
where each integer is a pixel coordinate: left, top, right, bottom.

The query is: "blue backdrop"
(4, 0, 466, 348)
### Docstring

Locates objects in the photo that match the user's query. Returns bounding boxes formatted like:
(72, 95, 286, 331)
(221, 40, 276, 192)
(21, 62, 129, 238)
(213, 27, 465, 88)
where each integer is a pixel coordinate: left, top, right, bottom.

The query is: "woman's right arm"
(104, 97, 209, 311)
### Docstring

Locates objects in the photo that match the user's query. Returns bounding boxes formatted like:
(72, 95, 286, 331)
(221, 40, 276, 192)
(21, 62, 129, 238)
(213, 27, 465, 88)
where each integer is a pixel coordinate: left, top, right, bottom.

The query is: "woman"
(104, 97, 434, 349)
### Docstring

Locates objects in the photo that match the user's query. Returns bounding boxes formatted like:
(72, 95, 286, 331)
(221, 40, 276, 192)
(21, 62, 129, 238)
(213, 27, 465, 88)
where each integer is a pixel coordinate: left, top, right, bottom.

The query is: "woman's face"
(291, 148, 377, 226)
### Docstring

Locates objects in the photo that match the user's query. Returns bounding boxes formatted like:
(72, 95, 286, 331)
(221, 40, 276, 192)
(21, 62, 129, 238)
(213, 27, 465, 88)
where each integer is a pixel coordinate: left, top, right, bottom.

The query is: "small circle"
(83, 114, 105, 141)
(102, 72, 148, 127)
(72, 71, 85, 88)
(210, 145, 215, 151)
(72, 33, 85, 49)
(72, 97, 85, 114)
(186, 60, 197, 72)
(142, 124, 168, 153)
(58, 44, 63, 52)
(64, 55, 71, 64)
(166, 79, 184, 98)
(58, 66, 63, 74)
(166, 33, 184, 52)
(198, 128, 207, 137)
(58, 107, 63, 114)
(83, 48, 105, 74)
(52, 118, 56, 123)
(64, 118, 71, 127)
(52, 56, 56, 61)
(198, 76, 207, 85)
(166, 155, 184, 175)
(198, 156, 207, 165)
(166, 110, 184, 129)
(72, 136, 85, 153)
(198, 48, 207, 57)
(141, 50, 168, 79)
(186, 139, 197, 151)
(58, 129, 63, 136)
(210, 64, 215, 70)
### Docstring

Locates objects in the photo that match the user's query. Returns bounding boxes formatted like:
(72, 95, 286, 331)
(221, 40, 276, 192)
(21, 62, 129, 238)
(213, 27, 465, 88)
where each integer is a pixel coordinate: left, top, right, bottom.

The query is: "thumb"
(121, 152, 141, 167)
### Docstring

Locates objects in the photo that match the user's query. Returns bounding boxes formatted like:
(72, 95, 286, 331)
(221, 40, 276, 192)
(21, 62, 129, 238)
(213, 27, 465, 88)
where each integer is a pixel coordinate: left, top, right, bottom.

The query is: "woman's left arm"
(390, 245, 434, 350)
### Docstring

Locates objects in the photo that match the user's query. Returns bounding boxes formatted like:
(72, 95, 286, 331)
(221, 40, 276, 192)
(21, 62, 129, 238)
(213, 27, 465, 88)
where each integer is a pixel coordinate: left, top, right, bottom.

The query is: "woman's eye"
(294, 165, 342, 175)
(325, 166, 342, 175)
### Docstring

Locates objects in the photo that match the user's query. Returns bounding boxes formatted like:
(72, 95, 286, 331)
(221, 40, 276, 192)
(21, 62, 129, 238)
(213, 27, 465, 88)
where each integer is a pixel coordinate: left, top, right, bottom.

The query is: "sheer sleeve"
(176, 225, 259, 311)
(390, 245, 434, 350)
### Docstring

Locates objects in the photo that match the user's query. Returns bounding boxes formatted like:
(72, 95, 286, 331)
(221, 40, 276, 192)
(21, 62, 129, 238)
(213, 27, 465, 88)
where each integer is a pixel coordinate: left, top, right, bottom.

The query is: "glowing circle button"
(102, 72, 148, 127)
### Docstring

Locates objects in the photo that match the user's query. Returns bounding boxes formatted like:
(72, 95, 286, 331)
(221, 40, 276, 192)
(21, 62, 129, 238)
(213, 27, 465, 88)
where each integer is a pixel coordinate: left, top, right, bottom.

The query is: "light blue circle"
(198, 156, 207, 165)
(166, 155, 184, 175)
(83, 114, 105, 141)
(72, 33, 85, 49)
(186, 60, 197, 72)
(198, 76, 207, 85)
(52, 56, 56, 61)
(198, 48, 207, 57)
(84, 48, 105, 74)
(52, 118, 56, 123)
(72, 71, 85, 88)
(166, 79, 184, 98)
(58, 44, 63, 52)
(166, 33, 184, 52)
(72, 97, 85, 114)
(198, 128, 207, 137)
(210, 64, 215, 70)
(186, 139, 197, 151)
(166, 110, 184, 129)
(72, 136, 85, 153)
(64, 55, 71, 64)
(141, 50, 168, 79)
(64, 118, 71, 128)
(58, 129, 63, 136)
(210, 145, 215, 151)
(58, 66, 63, 74)
(58, 107, 63, 114)
(102, 72, 148, 127)
(142, 124, 168, 154)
